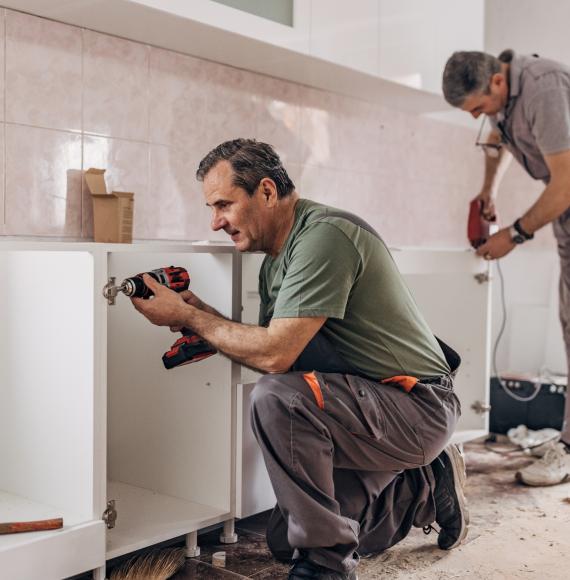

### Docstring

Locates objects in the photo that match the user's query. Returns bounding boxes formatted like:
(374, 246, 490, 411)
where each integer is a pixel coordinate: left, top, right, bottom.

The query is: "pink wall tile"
(6, 11, 81, 131)
(83, 136, 149, 239)
(0, 124, 5, 235)
(4, 125, 82, 236)
(149, 145, 219, 242)
(299, 86, 340, 168)
(203, 63, 258, 153)
(253, 75, 301, 165)
(83, 30, 149, 141)
(0, 6, 557, 255)
(0, 10, 5, 123)
(149, 47, 209, 151)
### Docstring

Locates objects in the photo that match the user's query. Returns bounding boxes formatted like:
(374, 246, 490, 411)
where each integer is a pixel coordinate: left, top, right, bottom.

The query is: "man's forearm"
(481, 148, 511, 195)
(179, 305, 282, 372)
(520, 180, 570, 234)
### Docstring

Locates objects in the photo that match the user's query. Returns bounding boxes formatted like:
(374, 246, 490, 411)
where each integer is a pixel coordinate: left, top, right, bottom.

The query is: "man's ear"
(259, 178, 278, 206)
(490, 72, 505, 92)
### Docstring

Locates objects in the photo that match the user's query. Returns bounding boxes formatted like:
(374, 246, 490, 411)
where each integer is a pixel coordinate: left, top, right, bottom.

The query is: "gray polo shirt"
(490, 50, 570, 183)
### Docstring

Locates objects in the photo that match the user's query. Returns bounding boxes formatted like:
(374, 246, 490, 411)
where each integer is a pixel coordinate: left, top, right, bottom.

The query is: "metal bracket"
(103, 277, 120, 305)
(102, 499, 117, 529)
(471, 400, 492, 414)
(474, 272, 490, 284)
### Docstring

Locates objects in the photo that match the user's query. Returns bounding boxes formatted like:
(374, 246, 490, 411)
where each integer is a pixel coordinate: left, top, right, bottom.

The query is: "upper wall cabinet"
(378, 0, 484, 94)
(310, 0, 378, 76)
(0, 0, 480, 114)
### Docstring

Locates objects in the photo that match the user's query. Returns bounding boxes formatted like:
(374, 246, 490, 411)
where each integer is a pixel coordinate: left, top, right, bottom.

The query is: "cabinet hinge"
(471, 400, 492, 414)
(103, 277, 120, 305)
(102, 499, 118, 529)
(474, 272, 490, 284)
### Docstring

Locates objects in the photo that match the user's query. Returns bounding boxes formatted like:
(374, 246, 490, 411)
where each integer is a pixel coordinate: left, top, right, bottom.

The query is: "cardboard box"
(85, 168, 134, 243)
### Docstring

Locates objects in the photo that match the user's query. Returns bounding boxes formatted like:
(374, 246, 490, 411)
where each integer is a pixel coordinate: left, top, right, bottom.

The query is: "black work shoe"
(430, 443, 470, 550)
(288, 559, 358, 579)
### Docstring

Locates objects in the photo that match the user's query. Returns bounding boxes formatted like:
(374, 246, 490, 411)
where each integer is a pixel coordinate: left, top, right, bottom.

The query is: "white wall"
(486, 0, 570, 62)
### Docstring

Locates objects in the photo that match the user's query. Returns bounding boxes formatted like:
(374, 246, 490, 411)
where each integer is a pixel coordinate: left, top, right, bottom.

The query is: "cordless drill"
(467, 199, 497, 249)
(120, 266, 216, 369)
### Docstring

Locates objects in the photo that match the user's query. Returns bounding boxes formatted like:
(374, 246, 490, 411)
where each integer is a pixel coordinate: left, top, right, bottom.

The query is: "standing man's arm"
(477, 129, 512, 220)
(476, 149, 570, 259)
(517, 150, 570, 233)
(132, 274, 326, 374)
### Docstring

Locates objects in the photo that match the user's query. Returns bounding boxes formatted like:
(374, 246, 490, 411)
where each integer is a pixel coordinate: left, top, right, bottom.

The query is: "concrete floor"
(107, 438, 570, 579)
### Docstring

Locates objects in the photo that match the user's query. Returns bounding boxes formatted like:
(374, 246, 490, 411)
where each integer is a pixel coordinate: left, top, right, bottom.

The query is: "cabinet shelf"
(0, 490, 85, 550)
(106, 481, 230, 559)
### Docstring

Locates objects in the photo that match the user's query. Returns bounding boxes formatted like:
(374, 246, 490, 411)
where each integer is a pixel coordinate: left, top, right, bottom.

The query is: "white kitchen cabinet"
(237, 248, 492, 518)
(1, 0, 446, 114)
(378, 0, 485, 93)
(391, 248, 492, 442)
(0, 241, 241, 580)
(310, 0, 379, 76)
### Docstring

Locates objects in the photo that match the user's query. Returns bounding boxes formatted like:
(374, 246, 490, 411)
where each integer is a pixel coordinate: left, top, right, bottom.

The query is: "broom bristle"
(110, 547, 186, 580)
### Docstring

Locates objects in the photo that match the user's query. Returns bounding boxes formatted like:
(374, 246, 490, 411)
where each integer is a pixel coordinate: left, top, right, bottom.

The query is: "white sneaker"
(525, 439, 558, 458)
(516, 443, 570, 486)
(507, 424, 560, 450)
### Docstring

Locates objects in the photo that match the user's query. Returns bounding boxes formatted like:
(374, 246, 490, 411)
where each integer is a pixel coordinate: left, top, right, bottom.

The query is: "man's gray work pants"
(553, 211, 570, 445)
(250, 342, 461, 574)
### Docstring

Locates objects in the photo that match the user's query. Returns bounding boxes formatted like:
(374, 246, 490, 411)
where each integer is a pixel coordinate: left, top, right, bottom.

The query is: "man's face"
(203, 160, 268, 253)
(460, 73, 509, 118)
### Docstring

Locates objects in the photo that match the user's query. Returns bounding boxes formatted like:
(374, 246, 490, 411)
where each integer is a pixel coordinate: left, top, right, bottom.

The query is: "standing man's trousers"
(250, 339, 461, 574)
(553, 211, 570, 445)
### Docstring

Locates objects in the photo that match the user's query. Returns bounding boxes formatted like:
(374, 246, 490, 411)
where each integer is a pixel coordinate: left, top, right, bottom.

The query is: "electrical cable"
(492, 259, 543, 402)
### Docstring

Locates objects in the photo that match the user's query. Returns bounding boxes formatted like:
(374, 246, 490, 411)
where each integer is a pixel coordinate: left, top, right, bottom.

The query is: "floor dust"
(358, 438, 570, 579)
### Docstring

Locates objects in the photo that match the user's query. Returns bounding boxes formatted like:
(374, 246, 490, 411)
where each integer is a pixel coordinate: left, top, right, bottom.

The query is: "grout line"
(80, 26, 84, 238)
(3, 8, 6, 227)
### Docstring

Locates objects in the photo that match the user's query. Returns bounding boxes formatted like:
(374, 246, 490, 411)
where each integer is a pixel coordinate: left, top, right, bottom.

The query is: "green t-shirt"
(258, 199, 450, 379)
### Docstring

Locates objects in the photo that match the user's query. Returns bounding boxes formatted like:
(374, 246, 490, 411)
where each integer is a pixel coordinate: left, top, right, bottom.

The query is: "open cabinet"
(0, 241, 240, 580)
(236, 248, 492, 518)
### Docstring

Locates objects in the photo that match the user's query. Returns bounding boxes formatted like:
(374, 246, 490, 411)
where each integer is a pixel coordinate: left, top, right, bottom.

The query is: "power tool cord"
(493, 259, 542, 402)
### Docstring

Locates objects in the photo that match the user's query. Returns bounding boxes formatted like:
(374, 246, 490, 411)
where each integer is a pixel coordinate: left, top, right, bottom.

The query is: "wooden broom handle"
(0, 518, 63, 534)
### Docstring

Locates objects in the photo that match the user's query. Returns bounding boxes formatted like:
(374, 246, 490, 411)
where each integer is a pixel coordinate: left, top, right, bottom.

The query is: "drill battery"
(162, 329, 216, 369)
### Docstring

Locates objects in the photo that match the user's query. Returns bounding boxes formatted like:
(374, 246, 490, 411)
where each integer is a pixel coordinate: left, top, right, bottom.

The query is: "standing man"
(132, 139, 468, 579)
(443, 50, 570, 486)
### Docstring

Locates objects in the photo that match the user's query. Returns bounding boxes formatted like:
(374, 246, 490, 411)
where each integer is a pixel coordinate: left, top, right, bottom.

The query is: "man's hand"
(179, 290, 205, 310)
(474, 190, 497, 222)
(475, 227, 516, 260)
(131, 274, 188, 328)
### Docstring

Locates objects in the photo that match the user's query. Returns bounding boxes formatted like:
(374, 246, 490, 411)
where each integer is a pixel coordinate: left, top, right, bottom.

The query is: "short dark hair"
(196, 139, 295, 198)
(442, 51, 502, 107)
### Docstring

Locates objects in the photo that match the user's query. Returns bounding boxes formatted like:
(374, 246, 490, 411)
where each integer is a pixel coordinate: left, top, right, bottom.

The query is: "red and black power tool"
(467, 199, 496, 249)
(121, 266, 216, 369)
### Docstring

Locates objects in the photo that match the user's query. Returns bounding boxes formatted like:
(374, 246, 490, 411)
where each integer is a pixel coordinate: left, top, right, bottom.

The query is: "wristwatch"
(510, 218, 534, 244)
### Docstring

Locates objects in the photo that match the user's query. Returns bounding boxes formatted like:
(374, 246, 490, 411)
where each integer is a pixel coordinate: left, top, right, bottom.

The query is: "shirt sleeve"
(528, 86, 570, 154)
(272, 221, 361, 320)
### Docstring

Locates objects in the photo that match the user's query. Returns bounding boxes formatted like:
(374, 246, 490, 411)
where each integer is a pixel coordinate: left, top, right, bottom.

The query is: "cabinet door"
(393, 249, 491, 442)
(0, 248, 105, 579)
(310, 0, 379, 75)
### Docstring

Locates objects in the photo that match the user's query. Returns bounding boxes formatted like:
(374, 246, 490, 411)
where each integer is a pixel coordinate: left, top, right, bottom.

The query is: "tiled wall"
(0, 8, 553, 250)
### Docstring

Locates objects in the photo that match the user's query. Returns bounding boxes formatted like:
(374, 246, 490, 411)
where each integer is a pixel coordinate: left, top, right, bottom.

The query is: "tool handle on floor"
(0, 518, 63, 534)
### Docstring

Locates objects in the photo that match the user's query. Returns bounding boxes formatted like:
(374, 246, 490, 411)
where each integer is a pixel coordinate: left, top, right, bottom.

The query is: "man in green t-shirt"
(131, 139, 466, 580)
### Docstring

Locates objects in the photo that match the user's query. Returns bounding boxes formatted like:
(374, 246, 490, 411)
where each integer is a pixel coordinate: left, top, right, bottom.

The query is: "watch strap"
(513, 218, 534, 240)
